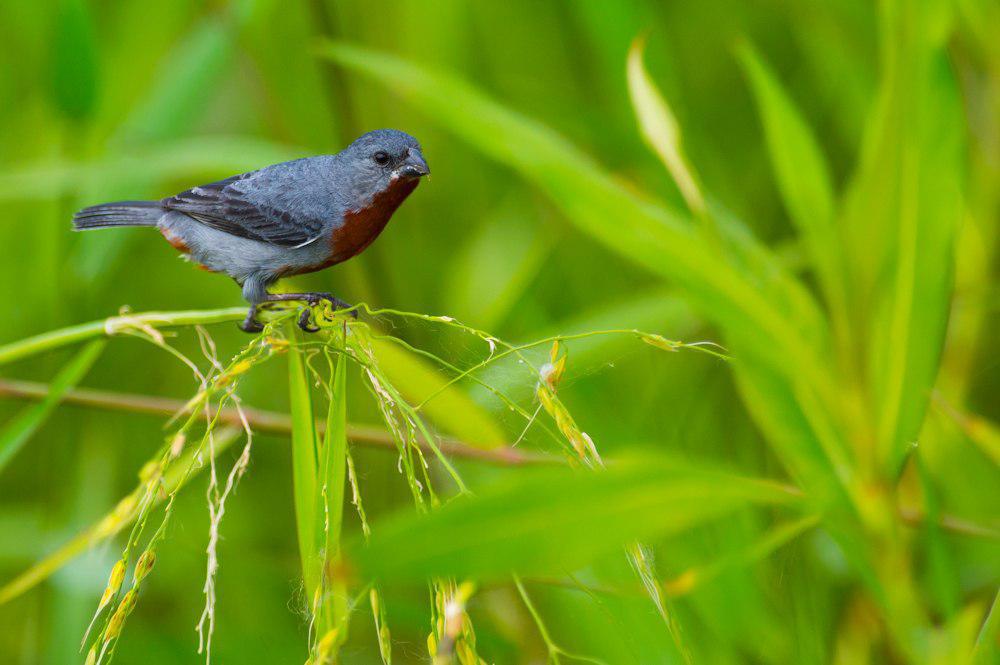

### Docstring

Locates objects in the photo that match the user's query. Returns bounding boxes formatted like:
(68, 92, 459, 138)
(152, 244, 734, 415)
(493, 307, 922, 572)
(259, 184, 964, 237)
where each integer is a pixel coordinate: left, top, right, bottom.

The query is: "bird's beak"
(397, 150, 430, 179)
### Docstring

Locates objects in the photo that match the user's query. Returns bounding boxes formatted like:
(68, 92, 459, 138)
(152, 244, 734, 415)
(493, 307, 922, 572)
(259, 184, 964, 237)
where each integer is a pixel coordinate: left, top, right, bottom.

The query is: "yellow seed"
(100, 560, 127, 608)
(117, 587, 138, 616)
(641, 333, 680, 352)
(316, 629, 339, 661)
(104, 605, 127, 642)
(266, 336, 290, 351)
(135, 549, 156, 583)
(369, 588, 380, 614)
(84, 646, 97, 665)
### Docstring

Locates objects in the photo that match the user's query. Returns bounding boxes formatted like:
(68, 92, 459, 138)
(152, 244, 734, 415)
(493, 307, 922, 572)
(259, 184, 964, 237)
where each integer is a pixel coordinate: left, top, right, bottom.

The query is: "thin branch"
(0, 379, 555, 467)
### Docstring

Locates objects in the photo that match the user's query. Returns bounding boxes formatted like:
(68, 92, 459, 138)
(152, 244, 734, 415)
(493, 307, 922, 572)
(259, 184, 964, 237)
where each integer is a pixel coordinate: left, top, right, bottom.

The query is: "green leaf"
(0, 427, 242, 605)
(0, 340, 105, 475)
(841, 2, 965, 472)
(626, 36, 706, 217)
(316, 351, 349, 648)
(346, 456, 800, 584)
(319, 355, 348, 559)
(287, 329, 320, 598)
(973, 590, 1000, 665)
(736, 43, 846, 321)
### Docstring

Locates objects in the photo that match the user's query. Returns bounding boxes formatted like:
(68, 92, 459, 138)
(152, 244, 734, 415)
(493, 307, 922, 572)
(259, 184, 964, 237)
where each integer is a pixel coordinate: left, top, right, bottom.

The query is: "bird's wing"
(163, 173, 325, 247)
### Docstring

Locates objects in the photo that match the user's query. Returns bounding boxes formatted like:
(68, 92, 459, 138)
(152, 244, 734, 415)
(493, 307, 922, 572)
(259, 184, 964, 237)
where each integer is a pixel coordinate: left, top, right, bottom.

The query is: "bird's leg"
(239, 306, 265, 333)
(263, 292, 355, 311)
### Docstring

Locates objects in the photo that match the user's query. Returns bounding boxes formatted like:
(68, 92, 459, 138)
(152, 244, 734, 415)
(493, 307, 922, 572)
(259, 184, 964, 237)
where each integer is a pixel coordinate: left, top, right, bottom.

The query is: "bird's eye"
(372, 151, 390, 165)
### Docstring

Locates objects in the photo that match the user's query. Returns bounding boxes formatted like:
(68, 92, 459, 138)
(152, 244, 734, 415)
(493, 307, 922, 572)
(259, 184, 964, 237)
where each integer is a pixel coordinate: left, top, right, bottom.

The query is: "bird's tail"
(72, 200, 162, 230)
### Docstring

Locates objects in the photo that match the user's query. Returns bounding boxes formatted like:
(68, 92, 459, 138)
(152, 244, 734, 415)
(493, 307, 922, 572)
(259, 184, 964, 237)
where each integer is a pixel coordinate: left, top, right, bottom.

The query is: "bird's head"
(339, 129, 430, 206)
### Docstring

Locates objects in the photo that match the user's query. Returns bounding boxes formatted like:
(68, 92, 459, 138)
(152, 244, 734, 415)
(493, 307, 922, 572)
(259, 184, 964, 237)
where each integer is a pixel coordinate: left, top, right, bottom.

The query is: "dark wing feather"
(163, 174, 324, 247)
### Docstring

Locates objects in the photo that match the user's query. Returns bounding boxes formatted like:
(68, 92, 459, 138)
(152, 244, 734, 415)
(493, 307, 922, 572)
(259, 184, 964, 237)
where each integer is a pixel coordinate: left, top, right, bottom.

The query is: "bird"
(72, 129, 430, 333)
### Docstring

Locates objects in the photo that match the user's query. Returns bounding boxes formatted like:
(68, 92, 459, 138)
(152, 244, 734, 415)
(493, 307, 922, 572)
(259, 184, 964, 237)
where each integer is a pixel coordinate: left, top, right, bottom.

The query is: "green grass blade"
(0, 427, 242, 605)
(315, 351, 349, 652)
(345, 456, 800, 584)
(736, 43, 847, 325)
(319, 354, 348, 560)
(287, 328, 320, 599)
(843, 4, 966, 473)
(0, 340, 105, 474)
(626, 36, 706, 218)
(972, 589, 1000, 665)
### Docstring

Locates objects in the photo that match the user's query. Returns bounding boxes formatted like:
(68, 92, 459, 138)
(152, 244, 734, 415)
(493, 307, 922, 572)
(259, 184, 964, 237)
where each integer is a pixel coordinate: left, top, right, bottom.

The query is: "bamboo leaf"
(316, 351, 349, 652)
(736, 43, 846, 321)
(840, 2, 965, 472)
(346, 456, 801, 584)
(287, 329, 320, 598)
(973, 590, 1000, 665)
(626, 36, 706, 217)
(319, 355, 348, 560)
(0, 340, 105, 474)
(0, 427, 242, 605)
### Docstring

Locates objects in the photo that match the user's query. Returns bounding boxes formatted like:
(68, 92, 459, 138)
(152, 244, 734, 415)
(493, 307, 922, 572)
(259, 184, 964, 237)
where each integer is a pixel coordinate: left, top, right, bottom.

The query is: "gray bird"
(72, 129, 430, 332)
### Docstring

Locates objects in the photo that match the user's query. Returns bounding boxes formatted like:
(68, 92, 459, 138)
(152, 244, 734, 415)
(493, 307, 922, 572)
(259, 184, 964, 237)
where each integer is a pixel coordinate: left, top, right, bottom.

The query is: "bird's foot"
(297, 308, 320, 333)
(239, 307, 265, 333)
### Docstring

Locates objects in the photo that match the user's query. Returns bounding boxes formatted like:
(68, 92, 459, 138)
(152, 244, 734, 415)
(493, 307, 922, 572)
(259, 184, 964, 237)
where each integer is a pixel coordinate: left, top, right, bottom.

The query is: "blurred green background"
(0, 0, 998, 663)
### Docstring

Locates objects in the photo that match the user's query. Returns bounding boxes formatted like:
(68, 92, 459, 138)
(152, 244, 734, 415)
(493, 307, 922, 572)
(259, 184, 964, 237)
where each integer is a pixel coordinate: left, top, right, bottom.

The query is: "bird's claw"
(239, 309, 264, 333)
(297, 308, 320, 333)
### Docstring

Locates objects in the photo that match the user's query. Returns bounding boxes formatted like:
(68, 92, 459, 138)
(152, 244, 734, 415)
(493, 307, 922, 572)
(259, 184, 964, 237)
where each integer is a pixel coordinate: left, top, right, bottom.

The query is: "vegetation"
(0, 1, 997, 663)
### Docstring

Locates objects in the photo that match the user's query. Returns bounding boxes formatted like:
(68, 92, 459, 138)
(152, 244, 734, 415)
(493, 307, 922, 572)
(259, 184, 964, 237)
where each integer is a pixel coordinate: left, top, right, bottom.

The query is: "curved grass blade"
(344, 456, 801, 584)
(0, 339, 105, 474)
(287, 327, 320, 600)
(626, 36, 706, 219)
(0, 427, 241, 605)
(736, 43, 847, 331)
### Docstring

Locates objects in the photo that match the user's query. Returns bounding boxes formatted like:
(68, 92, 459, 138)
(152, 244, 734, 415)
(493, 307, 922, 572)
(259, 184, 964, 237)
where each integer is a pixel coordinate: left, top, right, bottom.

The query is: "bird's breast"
(330, 177, 419, 263)
(277, 177, 419, 277)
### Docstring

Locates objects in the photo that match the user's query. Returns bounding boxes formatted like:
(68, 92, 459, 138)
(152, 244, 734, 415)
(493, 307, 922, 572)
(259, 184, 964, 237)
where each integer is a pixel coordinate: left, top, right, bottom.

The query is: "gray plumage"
(73, 129, 430, 314)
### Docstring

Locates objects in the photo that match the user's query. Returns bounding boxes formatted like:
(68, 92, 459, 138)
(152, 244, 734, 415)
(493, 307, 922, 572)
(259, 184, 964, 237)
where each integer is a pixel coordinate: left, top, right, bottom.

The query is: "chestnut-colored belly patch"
(287, 177, 418, 276)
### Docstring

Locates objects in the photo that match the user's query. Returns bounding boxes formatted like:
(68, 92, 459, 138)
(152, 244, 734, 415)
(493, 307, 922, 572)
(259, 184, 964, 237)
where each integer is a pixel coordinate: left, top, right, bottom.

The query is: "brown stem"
(0, 379, 556, 467)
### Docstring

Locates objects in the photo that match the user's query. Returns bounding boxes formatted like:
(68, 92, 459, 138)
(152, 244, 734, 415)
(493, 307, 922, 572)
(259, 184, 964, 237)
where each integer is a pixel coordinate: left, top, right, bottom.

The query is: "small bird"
(73, 129, 430, 332)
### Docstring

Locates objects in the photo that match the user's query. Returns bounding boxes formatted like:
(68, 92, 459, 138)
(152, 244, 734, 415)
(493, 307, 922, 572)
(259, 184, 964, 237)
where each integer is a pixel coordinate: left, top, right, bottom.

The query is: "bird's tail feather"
(72, 200, 162, 230)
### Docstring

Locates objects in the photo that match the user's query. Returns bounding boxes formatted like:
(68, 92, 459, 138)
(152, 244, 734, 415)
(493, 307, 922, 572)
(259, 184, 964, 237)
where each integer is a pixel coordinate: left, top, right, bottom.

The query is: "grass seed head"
(135, 549, 156, 583)
(99, 560, 127, 608)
